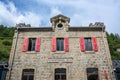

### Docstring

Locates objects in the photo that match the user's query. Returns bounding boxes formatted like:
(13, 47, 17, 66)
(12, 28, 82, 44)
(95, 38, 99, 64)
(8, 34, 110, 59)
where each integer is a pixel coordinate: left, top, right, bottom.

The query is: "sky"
(0, 0, 120, 34)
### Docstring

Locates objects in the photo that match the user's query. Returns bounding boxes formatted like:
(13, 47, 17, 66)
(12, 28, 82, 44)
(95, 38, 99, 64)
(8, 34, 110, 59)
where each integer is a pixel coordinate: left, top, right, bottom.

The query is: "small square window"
(57, 38, 64, 51)
(28, 38, 36, 51)
(87, 68, 99, 80)
(55, 68, 66, 80)
(84, 38, 93, 51)
(22, 69, 34, 80)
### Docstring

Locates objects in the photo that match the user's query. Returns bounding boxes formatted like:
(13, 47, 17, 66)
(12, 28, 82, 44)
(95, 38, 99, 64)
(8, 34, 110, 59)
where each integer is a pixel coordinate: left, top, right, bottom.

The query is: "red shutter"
(35, 37, 41, 52)
(22, 37, 28, 52)
(52, 37, 56, 52)
(104, 70, 108, 79)
(92, 37, 98, 51)
(80, 37, 85, 52)
(64, 37, 69, 52)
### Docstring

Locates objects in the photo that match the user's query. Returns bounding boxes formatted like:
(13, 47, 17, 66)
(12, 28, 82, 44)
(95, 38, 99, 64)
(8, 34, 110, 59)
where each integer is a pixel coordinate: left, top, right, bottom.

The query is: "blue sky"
(0, 0, 120, 34)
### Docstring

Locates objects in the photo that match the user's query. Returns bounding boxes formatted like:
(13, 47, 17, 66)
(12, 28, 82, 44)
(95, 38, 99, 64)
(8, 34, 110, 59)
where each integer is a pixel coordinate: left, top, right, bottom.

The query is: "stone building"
(8, 14, 115, 80)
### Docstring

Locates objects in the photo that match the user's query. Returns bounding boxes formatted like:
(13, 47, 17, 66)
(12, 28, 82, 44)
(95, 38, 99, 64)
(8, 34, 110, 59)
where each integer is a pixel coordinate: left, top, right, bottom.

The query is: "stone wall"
(8, 28, 114, 80)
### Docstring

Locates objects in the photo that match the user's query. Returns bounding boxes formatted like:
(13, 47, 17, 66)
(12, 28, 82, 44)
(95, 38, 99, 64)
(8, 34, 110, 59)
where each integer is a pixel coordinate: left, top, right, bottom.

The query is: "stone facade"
(8, 14, 115, 80)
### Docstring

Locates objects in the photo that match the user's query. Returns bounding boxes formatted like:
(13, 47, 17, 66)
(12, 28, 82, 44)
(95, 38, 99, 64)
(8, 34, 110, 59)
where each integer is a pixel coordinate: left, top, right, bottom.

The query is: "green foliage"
(2, 40, 12, 46)
(0, 25, 14, 61)
(107, 32, 120, 60)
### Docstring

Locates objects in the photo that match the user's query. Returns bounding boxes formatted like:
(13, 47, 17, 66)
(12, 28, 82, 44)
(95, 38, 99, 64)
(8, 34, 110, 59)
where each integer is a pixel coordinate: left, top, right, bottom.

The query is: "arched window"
(55, 68, 66, 80)
(86, 68, 99, 80)
(22, 69, 34, 80)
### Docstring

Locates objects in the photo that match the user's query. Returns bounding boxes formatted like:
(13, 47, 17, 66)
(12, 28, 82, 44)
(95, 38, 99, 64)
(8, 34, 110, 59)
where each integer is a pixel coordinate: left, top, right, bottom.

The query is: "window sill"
(85, 51, 95, 54)
(54, 51, 66, 54)
(26, 51, 37, 54)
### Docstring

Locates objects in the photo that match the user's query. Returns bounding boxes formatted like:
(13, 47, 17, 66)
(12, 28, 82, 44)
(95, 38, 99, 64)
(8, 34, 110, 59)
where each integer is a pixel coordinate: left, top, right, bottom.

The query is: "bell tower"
(50, 14, 70, 31)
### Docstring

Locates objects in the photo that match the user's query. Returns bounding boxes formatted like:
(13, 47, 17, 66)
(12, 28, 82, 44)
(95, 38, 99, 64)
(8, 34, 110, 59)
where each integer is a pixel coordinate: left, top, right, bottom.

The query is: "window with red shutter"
(84, 38, 93, 51)
(92, 37, 98, 51)
(80, 37, 85, 52)
(35, 37, 41, 52)
(52, 37, 56, 52)
(56, 38, 64, 51)
(64, 37, 69, 52)
(28, 38, 36, 51)
(22, 37, 28, 52)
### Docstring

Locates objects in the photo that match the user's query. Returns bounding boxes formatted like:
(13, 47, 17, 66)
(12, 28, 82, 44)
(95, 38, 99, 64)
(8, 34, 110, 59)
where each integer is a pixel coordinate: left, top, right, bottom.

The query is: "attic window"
(57, 23, 63, 28)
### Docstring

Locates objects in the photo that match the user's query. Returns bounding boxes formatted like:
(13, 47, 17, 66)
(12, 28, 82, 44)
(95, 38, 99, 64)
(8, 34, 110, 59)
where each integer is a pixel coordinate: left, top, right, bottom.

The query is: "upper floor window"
(84, 38, 92, 51)
(28, 38, 36, 51)
(86, 68, 99, 80)
(80, 37, 98, 52)
(57, 38, 64, 51)
(52, 37, 69, 52)
(55, 68, 66, 80)
(22, 37, 41, 52)
(22, 69, 34, 80)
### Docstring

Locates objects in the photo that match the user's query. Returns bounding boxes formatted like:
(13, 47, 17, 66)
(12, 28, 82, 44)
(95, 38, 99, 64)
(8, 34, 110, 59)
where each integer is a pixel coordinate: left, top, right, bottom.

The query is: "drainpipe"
(8, 27, 19, 80)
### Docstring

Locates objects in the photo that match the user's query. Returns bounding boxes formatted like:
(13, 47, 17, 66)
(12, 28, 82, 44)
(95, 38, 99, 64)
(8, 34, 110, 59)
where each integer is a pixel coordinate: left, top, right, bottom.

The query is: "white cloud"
(0, 1, 42, 27)
(36, 0, 120, 34)
(50, 7, 62, 17)
(0, 0, 120, 34)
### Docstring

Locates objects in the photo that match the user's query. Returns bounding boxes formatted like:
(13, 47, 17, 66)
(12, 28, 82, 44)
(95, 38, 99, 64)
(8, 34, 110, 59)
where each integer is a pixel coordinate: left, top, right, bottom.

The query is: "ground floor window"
(86, 68, 99, 80)
(55, 68, 66, 80)
(22, 69, 34, 80)
(115, 68, 120, 80)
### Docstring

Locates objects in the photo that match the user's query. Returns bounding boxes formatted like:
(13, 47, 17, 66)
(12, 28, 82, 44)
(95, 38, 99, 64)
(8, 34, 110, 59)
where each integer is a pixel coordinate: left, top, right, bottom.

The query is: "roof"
(0, 62, 8, 66)
(17, 26, 105, 32)
(50, 14, 70, 23)
(113, 60, 120, 68)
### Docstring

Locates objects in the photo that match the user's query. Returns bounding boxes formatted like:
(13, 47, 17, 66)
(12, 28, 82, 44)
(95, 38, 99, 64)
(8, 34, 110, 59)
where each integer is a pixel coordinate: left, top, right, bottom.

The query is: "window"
(84, 38, 92, 51)
(22, 69, 34, 80)
(28, 38, 36, 51)
(86, 68, 99, 80)
(0, 68, 2, 80)
(57, 38, 64, 51)
(55, 68, 66, 80)
(115, 68, 120, 80)
(57, 23, 63, 28)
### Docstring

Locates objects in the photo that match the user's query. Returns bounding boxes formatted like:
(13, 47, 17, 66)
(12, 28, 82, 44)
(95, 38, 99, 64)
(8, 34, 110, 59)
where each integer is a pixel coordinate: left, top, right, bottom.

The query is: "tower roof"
(50, 14, 70, 23)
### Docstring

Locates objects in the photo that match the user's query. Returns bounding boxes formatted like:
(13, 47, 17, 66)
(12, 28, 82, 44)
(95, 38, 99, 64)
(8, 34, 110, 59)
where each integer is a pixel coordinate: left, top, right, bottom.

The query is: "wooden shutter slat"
(64, 37, 69, 52)
(35, 37, 41, 52)
(92, 37, 98, 51)
(22, 37, 28, 52)
(80, 37, 85, 51)
(52, 37, 56, 52)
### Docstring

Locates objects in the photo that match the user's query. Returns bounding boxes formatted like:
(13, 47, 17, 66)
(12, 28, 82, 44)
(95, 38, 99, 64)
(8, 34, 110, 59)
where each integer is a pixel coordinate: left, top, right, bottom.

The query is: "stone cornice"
(17, 26, 105, 32)
(69, 27, 105, 31)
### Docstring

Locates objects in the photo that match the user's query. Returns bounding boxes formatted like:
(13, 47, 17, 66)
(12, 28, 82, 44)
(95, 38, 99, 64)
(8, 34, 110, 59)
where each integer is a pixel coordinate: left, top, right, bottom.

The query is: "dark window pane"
(116, 68, 120, 80)
(87, 68, 99, 80)
(31, 39, 36, 51)
(28, 39, 32, 51)
(22, 76, 27, 80)
(29, 76, 34, 80)
(55, 75, 60, 80)
(28, 38, 36, 51)
(62, 75, 66, 79)
(57, 39, 60, 51)
(60, 39, 64, 51)
(85, 38, 92, 51)
(22, 69, 34, 80)
(0, 68, 2, 80)
(55, 68, 66, 73)
(55, 68, 66, 80)
(57, 38, 64, 51)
